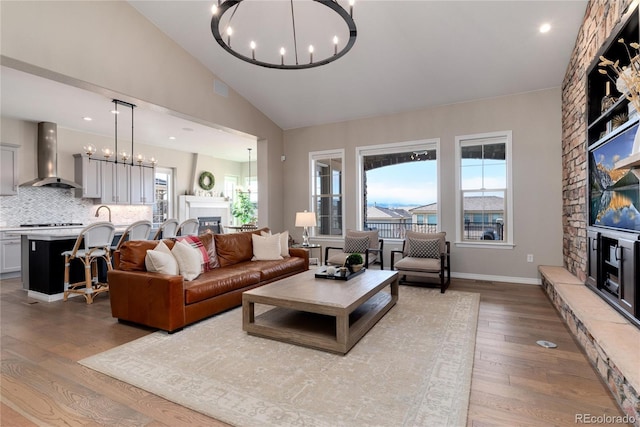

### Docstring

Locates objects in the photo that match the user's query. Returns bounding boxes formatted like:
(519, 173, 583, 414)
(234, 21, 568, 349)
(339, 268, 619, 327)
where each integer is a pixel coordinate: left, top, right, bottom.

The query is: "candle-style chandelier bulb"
(83, 144, 97, 157)
(102, 148, 113, 159)
(120, 151, 130, 163)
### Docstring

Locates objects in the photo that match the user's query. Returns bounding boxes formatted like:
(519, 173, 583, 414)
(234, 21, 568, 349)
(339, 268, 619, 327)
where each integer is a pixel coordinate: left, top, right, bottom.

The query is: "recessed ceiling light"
(539, 23, 551, 33)
(110, 110, 120, 114)
(169, 136, 176, 140)
(82, 117, 93, 121)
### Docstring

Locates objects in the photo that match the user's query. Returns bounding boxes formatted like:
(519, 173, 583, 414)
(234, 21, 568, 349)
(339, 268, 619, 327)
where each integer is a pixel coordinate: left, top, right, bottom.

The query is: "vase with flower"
(599, 38, 640, 154)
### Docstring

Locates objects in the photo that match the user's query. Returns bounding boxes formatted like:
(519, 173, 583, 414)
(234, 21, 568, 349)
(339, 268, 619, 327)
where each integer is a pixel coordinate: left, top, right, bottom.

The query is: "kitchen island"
(8, 226, 127, 302)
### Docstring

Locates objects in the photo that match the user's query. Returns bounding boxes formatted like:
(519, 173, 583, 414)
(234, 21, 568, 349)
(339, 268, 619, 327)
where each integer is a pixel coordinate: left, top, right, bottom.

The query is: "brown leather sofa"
(108, 228, 308, 333)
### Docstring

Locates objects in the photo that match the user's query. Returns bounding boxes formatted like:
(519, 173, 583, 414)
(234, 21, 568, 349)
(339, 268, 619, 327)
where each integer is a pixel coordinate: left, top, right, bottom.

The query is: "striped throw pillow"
(177, 236, 210, 272)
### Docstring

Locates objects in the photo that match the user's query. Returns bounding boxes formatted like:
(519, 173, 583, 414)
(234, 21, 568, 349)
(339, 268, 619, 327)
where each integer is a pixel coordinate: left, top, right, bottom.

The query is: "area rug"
(80, 287, 480, 427)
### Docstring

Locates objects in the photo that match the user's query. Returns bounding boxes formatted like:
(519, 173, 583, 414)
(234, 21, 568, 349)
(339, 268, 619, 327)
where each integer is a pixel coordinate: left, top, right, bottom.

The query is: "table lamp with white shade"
(295, 210, 316, 247)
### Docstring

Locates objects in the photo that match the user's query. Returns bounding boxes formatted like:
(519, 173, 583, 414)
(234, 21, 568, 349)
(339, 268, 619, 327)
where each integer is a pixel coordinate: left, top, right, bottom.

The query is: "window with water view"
(360, 141, 439, 238)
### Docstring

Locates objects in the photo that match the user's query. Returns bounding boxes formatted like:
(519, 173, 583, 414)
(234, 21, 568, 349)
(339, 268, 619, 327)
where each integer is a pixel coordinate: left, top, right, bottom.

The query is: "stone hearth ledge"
(539, 265, 639, 424)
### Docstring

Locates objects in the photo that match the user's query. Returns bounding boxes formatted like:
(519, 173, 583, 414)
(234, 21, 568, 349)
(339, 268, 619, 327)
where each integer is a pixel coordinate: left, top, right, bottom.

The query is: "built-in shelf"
(586, 4, 639, 328)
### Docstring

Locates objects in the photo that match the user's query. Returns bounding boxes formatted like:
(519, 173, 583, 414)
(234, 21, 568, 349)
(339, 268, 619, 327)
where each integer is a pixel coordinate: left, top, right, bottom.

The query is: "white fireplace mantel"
(178, 196, 231, 226)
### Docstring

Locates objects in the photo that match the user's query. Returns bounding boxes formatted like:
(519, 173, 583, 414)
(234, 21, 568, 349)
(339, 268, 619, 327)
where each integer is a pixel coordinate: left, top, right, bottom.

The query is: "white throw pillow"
(252, 233, 283, 261)
(155, 240, 172, 255)
(261, 230, 290, 257)
(171, 240, 202, 281)
(145, 241, 179, 275)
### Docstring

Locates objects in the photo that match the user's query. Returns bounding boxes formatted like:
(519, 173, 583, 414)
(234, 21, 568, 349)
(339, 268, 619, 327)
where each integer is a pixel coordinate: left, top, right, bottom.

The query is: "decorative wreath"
(198, 171, 215, 191)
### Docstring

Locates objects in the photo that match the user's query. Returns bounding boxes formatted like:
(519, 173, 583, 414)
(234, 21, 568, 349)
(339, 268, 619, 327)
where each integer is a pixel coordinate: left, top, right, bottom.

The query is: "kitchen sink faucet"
(95, 205, 112, 222)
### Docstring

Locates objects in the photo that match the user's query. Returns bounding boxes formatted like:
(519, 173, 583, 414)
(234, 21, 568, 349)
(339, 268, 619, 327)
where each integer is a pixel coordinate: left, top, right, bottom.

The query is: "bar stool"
(153, 219, 179, 240)
(112, 220, 152, 251)
(63, 221, 115, 304)
(177, 218, 199, 236)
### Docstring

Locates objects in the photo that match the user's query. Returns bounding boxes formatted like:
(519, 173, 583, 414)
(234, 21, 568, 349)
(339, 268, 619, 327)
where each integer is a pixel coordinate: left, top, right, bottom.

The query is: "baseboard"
(27, 290, 65, 302)
(451, 271, 541, 285)
(25, 290, 84, 302)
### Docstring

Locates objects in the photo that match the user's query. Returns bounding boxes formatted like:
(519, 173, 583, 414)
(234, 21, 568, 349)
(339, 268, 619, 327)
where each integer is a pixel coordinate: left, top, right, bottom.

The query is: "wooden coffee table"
(242, 269, 399, 354)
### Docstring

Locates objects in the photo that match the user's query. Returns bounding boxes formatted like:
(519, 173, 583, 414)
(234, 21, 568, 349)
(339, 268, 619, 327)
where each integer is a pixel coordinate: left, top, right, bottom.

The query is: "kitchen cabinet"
(131, 164, 155, 205)
(73, 153, 155, 206)
(73, 154, 102, 198)
(102, 162, 131, 204)
(0, 144, 19, 196)
(0, 231, 21, 274)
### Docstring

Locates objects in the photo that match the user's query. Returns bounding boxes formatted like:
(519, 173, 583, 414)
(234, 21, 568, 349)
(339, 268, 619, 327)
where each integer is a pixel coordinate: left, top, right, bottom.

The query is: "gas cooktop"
(20, 223, 83, 228)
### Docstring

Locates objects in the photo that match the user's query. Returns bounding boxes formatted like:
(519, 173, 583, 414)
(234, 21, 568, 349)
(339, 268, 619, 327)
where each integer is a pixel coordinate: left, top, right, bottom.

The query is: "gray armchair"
(325, 229, 384, 270)
(391, 230, 450, 293)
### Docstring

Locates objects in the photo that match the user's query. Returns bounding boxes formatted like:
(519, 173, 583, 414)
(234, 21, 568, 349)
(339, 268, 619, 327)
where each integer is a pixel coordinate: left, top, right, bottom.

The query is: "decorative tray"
(314, 267, 365, 281)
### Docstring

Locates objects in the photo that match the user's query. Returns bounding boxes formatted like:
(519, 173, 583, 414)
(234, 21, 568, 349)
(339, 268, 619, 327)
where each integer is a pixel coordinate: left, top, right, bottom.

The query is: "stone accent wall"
(540, 267, 640, 425)
(562, 0, 633, 281)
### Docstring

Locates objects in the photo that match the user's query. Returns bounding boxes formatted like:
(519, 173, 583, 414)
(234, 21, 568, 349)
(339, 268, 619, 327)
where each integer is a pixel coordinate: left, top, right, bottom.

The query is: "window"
(246, 175, 258, 205)
(224, 175, 237, 201)
(153, 167, 174, 225)
(310, 150, 344, 237)
(357, 139, 439, 239)
(455, 131, 512, 246)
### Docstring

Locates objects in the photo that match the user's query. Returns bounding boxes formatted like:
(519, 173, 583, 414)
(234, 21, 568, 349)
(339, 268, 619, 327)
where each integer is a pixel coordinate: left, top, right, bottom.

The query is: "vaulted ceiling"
(131, 0, 588, 130)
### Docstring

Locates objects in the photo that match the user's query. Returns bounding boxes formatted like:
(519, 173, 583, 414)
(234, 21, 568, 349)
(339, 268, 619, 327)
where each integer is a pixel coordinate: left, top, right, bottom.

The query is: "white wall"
(283, 89, 564, 282)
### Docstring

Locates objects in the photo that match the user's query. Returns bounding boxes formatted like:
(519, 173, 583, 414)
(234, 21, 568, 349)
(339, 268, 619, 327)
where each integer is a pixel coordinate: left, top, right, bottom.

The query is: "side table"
(291, 243, 322, 265)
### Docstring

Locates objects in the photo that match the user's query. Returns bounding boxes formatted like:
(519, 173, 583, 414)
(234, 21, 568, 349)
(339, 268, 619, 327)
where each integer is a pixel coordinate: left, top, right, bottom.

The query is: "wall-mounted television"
(589, 121, 640, 233)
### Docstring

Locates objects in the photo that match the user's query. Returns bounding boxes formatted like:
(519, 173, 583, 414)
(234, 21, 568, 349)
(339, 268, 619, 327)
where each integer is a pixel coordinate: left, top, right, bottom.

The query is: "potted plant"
(232, 191, 255, 225)
(345, 253, 364, 273)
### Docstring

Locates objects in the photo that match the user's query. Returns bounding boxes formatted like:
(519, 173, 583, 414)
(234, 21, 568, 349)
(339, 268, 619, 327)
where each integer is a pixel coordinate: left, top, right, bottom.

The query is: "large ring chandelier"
(211, 0, 357, 70)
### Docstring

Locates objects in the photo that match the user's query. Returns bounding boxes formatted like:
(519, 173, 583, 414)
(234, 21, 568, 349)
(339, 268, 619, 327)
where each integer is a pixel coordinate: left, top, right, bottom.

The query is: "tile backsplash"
(0, 187, 152, 227)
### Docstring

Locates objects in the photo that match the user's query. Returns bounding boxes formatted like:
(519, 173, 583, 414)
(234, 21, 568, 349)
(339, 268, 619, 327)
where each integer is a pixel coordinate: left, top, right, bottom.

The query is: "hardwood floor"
(1, 276, 625, 426)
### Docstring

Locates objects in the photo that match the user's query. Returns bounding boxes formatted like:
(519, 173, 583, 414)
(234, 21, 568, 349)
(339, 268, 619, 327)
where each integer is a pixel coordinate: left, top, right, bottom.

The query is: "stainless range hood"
(20, 122, 81, 189)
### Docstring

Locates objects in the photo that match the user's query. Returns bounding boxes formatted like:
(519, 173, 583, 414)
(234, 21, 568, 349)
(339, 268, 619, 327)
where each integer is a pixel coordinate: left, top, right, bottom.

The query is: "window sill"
(454, 241, 515, 249)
